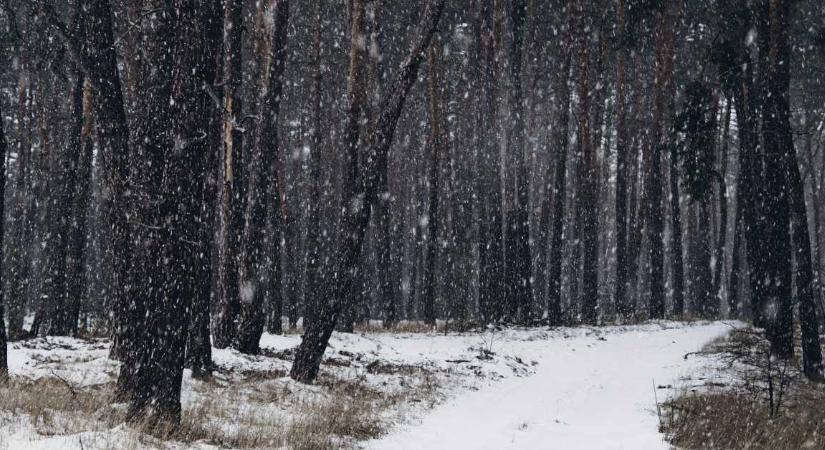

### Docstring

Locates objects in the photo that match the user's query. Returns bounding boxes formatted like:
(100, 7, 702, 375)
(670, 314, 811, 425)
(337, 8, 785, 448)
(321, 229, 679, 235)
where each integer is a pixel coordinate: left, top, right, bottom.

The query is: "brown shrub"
(664, 391, 825, 450)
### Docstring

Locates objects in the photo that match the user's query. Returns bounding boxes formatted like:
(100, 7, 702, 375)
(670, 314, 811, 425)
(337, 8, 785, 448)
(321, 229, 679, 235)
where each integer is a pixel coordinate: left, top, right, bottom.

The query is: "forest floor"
(0, 321, 733, 449)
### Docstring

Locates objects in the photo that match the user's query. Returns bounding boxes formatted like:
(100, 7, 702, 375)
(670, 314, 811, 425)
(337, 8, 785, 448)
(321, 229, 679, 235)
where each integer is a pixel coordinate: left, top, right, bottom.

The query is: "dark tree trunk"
(753, 0, 793, 358)
(547, 8, 573, 326)
(337, 0, 368, 334)
(507, 0, 534, 324)
(120, 0, 219, 427)
(76, 0, 133, 374)
(646, 3, 676, 319)
(0, 99, 8, 385)
(669, 141, 685, 317)
(235, 0, 290, 355)
(66, 76, 94, 338)
(422, 39, 443, 327)
(187, 0, 223, 381)
(613, 0, 630, 319)
(789, 146, 823, 377)
(730, 34, 762, 326)
(304, 0, 325, 331)
(214, 0, 245, 349)
(7, 68, 32, 341)
(695, 199, 715, 317)
(290, 0, 446, 384)
(47, 65, 86, 337)
(574, 0, 598, 325)
(477, 0, 505, 324)
(713, 102, 731, 309)
(775, 7, 822, 377)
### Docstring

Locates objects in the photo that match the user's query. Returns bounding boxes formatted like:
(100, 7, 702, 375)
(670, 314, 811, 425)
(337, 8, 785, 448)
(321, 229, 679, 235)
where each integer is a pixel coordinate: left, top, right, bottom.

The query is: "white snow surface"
(366, 321, 733, 450)
(0, 321, 733, 449)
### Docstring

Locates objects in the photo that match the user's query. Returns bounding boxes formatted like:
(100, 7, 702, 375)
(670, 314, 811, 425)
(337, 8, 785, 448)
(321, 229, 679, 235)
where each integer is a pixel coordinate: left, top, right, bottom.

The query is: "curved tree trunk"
(290, 0, 446, 384)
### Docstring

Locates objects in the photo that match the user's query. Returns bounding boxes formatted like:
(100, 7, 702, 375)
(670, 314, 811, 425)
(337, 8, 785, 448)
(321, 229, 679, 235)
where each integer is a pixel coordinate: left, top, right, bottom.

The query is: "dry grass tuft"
(354, 320, 447, 334)
(663, 391, 825, 450)
(0, 377, 118, 434)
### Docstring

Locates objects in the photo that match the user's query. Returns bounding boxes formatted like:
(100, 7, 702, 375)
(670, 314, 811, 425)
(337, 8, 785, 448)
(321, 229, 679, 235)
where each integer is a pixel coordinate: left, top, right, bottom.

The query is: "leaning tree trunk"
(290, 0, 446, 384)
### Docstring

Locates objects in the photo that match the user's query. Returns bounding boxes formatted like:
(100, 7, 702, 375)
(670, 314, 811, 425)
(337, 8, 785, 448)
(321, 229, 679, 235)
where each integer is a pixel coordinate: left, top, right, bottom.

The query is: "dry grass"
(0, 362, 439, 450)
(663, 324, 825, 450)
(663, 391, 825, 449)
(354, 320, 448, 334)
(171, 375, 394, 449)
(0, 378, 119, 435)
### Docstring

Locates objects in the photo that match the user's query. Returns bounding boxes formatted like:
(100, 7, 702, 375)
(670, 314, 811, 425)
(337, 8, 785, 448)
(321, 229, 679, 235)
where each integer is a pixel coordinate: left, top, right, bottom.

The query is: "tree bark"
(290, 0, 446, 384)
(422, 38, 443, 327)
(214, 0, 245, 349)
(547, 4, 573, 326)
(613, 0, 630, 319)
(235, 0, 290, 355)
(574, 0, 599, 324)
(756, 0, 793, 358)
(0, 99, 9, 385)
(7, 67, 32, 340)
(65, 75, 94, 338)
(507, 0, 534, 324)
(76, 0, 133, 377)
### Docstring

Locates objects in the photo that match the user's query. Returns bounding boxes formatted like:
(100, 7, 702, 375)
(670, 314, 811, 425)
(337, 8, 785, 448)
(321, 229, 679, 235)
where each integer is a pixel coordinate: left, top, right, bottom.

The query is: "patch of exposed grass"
(663, 391, 825, 450)
(0, 377, 118, 435)
(0, 361, 440, 450)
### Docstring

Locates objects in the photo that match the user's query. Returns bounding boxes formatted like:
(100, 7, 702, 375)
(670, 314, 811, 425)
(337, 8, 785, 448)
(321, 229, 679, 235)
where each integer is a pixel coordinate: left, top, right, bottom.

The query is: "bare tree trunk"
(188, 0, 223, 380)
(422, 38, 443, 327)
(613, 0, 630, 319)
(7, 67, 32, 340)
(646, 5, 674, 319)
(120, 0, 221, 427)
(73, 0, 133, 384)
(65, 75, 94, 338)
(235, 0, 290, 355)
(214, 0, 244, 349)
(0, 98, 9, 385)
(547, 4, 573, 326)
(304, 0, 325, 331)
(507, 0, 534, 323)
(712, 100, 731, 313)
(755, 0, 793, 358)
(574, 0, 599, 324)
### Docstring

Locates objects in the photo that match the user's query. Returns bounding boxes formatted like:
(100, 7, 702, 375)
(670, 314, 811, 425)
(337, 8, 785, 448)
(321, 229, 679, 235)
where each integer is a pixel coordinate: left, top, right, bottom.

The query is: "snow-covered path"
(368, 322, 731, 450)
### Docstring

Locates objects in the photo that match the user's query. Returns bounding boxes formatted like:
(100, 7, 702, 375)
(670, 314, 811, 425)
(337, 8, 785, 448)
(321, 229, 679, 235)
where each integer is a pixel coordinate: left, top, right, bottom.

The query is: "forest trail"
(368, 322, 732, 450)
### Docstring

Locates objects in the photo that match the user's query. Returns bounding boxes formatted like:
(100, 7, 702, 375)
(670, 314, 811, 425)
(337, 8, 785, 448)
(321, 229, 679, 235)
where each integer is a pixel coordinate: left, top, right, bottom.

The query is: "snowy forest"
(0, 0, 824, 449)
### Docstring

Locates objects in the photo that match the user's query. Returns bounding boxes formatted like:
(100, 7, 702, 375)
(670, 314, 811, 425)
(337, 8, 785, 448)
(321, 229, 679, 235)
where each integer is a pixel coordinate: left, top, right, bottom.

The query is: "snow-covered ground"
(367, 321, 733, 450)
(0, 321, 733, 449)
